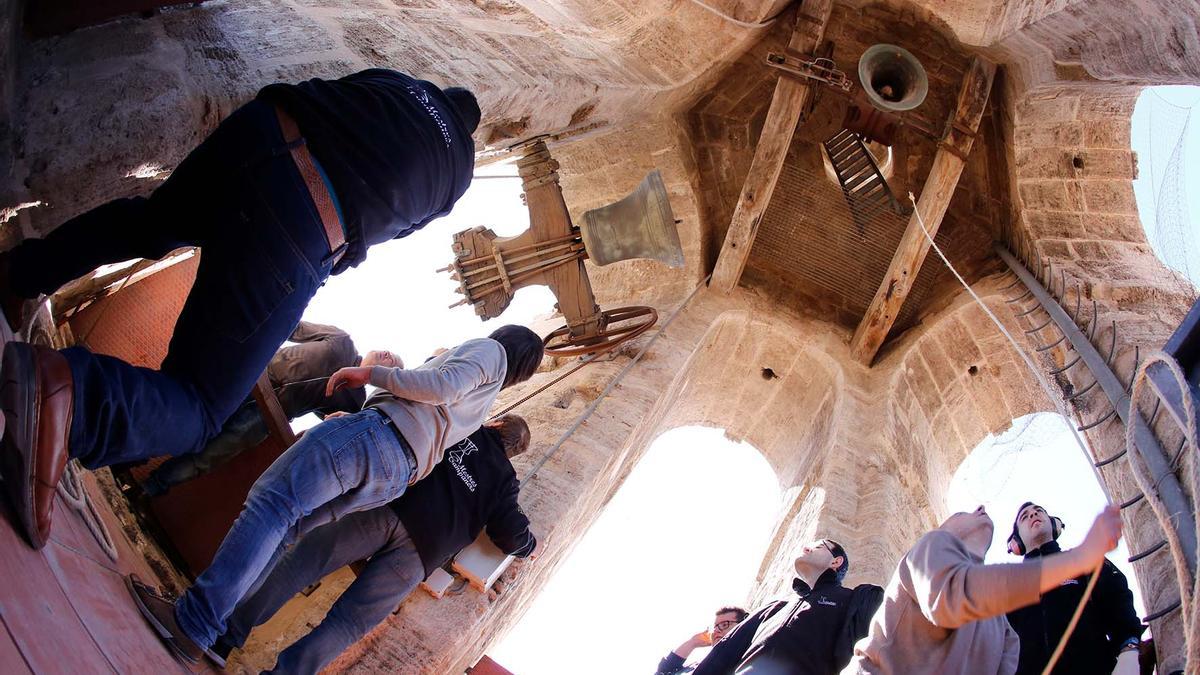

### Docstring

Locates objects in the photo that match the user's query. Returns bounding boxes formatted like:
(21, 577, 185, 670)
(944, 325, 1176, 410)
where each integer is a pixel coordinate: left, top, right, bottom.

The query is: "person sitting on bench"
(126, 325, 543, 667)
(144, 320, 402, 496)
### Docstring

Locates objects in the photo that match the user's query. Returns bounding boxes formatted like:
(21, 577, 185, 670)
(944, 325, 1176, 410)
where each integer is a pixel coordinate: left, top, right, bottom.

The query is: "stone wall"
(993, 80, 1195, 670)
(0, 0, 783, 238)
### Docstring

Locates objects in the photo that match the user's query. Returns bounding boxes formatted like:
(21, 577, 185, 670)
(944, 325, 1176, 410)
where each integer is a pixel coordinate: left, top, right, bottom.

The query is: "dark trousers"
(143, 400, 268, 496)
(9, 100, 337, 468)
(221, 506, 424, 675)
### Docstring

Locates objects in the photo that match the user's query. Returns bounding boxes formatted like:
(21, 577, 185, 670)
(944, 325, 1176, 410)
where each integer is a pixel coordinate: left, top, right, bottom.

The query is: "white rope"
(57, 460, 119, 562)
(906, 193, 1111, 499)
(683, 0, 785, 29)
(906, 192, 1112, 675)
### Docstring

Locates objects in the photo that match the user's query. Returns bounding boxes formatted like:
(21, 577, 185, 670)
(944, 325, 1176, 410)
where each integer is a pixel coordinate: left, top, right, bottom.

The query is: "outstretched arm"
(328, 339, 504, 405)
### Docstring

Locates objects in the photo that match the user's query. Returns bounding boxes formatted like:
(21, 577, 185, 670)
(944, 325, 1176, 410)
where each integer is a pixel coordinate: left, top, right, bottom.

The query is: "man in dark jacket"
(655, 606, 749, 674)
(693, 539, 883, 675)
(0, 69, 479, 551)
(161, 414, 537, 674)
(1006, 502, 1143, 675)
(143, 321, 402, 496)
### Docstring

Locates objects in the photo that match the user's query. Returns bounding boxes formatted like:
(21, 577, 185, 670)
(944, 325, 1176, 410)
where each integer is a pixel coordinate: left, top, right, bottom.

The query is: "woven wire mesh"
(743, 161, 948, 334)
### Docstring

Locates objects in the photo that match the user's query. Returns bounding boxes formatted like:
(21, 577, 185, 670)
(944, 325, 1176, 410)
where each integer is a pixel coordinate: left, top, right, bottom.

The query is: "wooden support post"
(252, 372, 297, 447)
(709, 0, 833, 293)
(849, 57, 997, 365)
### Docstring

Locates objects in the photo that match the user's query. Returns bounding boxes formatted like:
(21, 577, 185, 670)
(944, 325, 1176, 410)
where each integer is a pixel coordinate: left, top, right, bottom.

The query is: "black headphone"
(1008, 509, 1065, 555)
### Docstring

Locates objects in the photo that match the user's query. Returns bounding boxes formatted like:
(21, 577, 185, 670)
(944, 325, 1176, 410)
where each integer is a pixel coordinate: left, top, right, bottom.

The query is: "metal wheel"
(542, 305, 658, 357)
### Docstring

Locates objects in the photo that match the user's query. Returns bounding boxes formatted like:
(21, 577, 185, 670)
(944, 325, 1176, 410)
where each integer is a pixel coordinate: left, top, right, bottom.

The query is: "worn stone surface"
(1, 0, 1197, 672)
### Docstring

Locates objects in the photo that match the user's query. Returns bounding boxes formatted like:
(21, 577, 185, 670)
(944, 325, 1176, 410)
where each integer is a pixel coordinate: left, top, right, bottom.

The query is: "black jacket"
(693, 571, 884, 675)
(264, 321, 364, 420)
(258, 69, 474, 272)
(273, 376, 364, 420)
(390, 426, 536, 578)
(655, 651, 696, 675)
(1007, 542, 1143, 674)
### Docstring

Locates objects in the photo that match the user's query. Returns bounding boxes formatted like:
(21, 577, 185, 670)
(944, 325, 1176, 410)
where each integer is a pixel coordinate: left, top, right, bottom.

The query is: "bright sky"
(947, 412, 1145, 615)
(1131, 85, 1200, 285)
(298, 161, 555, 365)
(291, 161, 555, 431)
(490, 426, 782, 674)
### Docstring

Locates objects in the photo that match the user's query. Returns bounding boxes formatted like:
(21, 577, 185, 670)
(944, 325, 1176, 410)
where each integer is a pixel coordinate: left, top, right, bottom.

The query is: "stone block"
(1074, 149, 1136, 179)
(1015, 146, 1072, 179)
(1080, 180, 1137, 214)
(1015, 95, 1079, 124)
(1013, 123, 1083, 148)
(1024, 211, 1083, 239)
(1084, 120, 1132, 148)
(936, 317, 984, 370)
(905, 363, 942, 416)
(1084, 213, 1146, 243)
(919, 340, 958, 394)
(1018, 180, 1077, 211)
(1037, 239, 1074, 260)
(1077, 95, 1137, 120)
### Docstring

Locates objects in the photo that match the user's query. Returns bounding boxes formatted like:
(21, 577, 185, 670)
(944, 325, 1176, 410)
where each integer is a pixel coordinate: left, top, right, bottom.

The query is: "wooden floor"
(0, 467, 213, 674)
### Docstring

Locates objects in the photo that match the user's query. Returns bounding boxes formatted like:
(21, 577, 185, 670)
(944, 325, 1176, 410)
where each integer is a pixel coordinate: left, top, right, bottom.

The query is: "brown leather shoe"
(125, 574, 226, 668)
(0, 341, 73, 549)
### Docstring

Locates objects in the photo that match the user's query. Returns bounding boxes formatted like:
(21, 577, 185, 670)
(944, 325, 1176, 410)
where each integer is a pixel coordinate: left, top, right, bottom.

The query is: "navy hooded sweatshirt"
(258, 69, 475, 272)
(1006, 541, 1143, 674)
(390, 426, 536, 578)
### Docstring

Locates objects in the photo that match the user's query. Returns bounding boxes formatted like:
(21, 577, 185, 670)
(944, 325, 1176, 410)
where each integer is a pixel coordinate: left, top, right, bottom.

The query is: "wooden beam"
(709, 0, 834, 293)
(849, 56, 998, 365)
(252, 372, 297, 447)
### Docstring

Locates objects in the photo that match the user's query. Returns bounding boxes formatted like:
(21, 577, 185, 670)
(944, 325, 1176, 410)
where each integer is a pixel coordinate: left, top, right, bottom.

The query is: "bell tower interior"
(1, 0, 1199, 672)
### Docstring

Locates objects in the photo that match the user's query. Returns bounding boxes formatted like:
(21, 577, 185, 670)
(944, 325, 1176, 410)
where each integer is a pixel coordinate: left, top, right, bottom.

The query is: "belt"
(372, 409, 419, 486)
(274, 105, 347, 266)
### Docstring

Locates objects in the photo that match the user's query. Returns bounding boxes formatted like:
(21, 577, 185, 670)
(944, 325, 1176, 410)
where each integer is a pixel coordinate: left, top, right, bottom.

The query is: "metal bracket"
(765, 51, 852, 91)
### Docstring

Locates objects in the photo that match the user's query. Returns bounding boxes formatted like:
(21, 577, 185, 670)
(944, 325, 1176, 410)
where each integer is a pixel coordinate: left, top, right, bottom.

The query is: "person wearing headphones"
(1005, 502, 1143, 675)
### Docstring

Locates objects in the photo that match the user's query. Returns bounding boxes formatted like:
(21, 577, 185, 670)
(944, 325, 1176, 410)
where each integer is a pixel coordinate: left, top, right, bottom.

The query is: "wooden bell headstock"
(444, 140, 661, 356)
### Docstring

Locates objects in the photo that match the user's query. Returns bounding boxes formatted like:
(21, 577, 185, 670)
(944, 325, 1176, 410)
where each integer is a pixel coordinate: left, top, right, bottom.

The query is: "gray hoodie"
(365, 337, 506, 481)
(845, 530, 1041, 675)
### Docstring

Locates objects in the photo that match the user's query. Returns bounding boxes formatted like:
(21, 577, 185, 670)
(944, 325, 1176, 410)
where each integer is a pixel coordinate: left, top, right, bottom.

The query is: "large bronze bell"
(858, 44, 928, 112)
(580, 170, 683, 269)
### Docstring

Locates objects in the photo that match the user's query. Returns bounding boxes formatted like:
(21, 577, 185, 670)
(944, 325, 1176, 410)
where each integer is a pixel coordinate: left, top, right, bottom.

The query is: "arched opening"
(946, 412, 1145, 614)
(1131, 85, 1200, 286)
(489, 426, 782, 674)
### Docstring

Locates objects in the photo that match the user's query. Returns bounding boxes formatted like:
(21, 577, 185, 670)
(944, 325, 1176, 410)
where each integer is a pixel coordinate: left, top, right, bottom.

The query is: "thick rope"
(57, 460, 119, 561)
(905, 193, 1107, 675)
(1126, 352, 1199, 665)
(684, 0, 787, 29)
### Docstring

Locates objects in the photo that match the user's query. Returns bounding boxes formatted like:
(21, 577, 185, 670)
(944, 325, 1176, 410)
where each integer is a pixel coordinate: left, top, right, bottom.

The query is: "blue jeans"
(8, 99, 337, 468)
(143, 400, 268, 496)
(175, 409, 416, 649)
(222, 506, 423, 674)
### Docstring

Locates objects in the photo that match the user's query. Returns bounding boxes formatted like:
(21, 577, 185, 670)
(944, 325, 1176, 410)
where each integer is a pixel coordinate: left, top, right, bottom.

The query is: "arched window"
(1131, 85, 1200, 286)
(490, 426, 781, 674)
(946, 412, 1144, 613)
